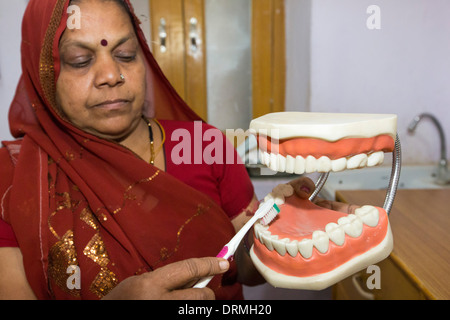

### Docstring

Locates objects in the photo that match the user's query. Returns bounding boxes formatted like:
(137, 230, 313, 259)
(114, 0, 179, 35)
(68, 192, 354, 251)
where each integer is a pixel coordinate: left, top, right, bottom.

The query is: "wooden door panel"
(150, 0, 186, 99)
(252, 0, 286, 118)
(183, 0, 207, 119)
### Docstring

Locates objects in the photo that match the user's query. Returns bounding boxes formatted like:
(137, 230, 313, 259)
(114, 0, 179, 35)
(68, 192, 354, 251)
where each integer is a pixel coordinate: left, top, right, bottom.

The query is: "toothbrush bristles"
(261, 204, 280, 226)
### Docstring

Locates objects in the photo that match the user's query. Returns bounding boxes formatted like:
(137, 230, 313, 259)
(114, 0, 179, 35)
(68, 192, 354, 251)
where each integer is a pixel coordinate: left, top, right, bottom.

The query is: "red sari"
(1, 0, 243, 300)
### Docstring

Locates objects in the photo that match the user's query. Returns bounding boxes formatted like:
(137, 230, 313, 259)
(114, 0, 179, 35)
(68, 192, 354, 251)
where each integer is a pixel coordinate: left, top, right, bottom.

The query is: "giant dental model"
(248, 112, 397, 290)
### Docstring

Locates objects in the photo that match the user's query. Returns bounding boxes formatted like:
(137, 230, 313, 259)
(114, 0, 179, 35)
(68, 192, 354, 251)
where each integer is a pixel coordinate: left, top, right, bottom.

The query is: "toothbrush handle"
(193, 275, 213, 289)
(193, 200, 275, 289)
(193, 246, 230, 288)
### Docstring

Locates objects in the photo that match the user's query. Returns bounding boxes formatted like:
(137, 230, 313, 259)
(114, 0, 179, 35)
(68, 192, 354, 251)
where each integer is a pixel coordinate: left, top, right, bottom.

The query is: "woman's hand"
(288, 176, 360, 214)
(102, 257, 229, 300)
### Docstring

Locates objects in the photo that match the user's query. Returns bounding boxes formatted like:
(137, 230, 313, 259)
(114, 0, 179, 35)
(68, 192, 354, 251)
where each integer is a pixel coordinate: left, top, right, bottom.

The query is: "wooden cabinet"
(333, 189, 450, 300)
(252, 0, 286, 118)
(149, 0, 207, 119)
(149, 0, 286, 122)
(334, 257, 428, 300)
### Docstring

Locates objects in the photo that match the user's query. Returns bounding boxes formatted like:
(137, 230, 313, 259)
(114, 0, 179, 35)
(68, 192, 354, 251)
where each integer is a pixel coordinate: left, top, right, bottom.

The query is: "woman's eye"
(116, 54, 136, 62)
(70, 60, 91, 68)
(66, 57, 92, 69)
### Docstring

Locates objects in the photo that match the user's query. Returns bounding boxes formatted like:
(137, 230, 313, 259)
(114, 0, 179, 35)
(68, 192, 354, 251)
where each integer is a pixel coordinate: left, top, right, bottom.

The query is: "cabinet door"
(149, 0, 207, 120)
(150, 0, 286, 122)
(252, 0, 286, 118)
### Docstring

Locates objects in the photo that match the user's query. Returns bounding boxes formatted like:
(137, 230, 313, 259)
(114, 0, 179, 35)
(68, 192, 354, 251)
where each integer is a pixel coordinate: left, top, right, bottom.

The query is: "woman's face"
(56, 0, 146, 141)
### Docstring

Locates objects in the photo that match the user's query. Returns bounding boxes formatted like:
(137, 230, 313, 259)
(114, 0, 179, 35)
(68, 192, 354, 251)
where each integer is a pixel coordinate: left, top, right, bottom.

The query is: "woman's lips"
(92, 99, 130, 110)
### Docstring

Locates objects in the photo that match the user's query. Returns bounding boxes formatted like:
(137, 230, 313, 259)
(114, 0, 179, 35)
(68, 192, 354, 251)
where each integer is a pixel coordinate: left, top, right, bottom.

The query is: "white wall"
(205, 0, 252, 131)
(286, 0, 450, 165)
(0, 0, 28, 142)
(129, 0, 151, 46)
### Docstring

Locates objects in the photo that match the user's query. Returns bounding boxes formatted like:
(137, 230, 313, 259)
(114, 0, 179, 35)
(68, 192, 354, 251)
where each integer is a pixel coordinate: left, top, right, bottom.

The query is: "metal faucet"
(408, 113, 449, 185)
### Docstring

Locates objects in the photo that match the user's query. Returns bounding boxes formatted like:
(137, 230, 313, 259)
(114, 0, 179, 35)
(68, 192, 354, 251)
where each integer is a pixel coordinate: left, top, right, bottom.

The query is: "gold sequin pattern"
(80, 207, 99, 231)
(83, 233, 110, 267)
(48, 230, 80, 297)
(89, 267, 119, 299)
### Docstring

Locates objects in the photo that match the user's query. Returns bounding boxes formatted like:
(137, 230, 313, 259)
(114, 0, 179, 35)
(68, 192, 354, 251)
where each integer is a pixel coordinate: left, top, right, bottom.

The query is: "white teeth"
(286, 155, 295, 174)
(286, 240, 299, 257)
(272, 238, 289, 256)
(305, 156, 317, 173)
(298, 238, 313, 259)
(338, 214, 363, 238)
(261, 232, 275, 251)
(312, 230, 329, 253)
(325, 222, 345, 246)
(331, 158, 347, 172)
(263, 152, 270, 166)
(254, 223, 268, 242)
(253, 206, 380, 259)
(355, 205, 379, 227)
(347, 154, 368, 169)
(269, 153, 278, 171)
(259, 151, 384, 173)
(317, 156, 332, 172)
(277, 154, 286, 172)
(368, 151, 384, 167)
(294, 156, 306, 174)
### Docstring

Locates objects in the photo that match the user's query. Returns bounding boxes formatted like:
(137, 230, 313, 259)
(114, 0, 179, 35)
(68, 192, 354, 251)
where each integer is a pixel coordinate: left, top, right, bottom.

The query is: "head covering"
(4, 0, 241, 300)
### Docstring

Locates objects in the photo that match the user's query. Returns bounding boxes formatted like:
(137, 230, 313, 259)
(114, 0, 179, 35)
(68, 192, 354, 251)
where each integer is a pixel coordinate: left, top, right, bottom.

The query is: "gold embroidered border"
(39, 0, 66, 110)
(48, 230, 80, 297)
(90, 267, 119, 299)
(154, 204, 209, 266)
(112, 170, 160, 215)
(80, 207, 99, 230)
(83, 233, 110, 267)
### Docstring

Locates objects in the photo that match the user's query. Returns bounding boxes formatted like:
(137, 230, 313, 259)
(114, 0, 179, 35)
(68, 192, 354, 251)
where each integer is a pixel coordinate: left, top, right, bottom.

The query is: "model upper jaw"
(248, 112, 396, 290)
(250, 112, 398, 173)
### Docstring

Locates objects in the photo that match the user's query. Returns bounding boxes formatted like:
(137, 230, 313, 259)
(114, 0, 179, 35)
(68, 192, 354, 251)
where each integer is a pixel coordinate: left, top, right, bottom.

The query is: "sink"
(320, 165, 449, 201)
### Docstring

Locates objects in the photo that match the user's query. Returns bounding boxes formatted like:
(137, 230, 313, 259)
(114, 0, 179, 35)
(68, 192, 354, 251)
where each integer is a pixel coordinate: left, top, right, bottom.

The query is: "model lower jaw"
(254, 202, 384, 260)
(260, 150, 385, 173)
(251, 184, 392, 287)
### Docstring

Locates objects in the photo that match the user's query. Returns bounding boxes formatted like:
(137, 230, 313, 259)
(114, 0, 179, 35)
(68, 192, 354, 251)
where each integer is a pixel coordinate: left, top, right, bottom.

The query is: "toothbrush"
(193, 198, 280, 288)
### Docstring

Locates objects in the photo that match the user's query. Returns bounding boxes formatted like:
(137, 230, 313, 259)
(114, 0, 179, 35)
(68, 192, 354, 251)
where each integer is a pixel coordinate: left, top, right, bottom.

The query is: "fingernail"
(219, 260, 229, 271)
(300, 186, 311, 194)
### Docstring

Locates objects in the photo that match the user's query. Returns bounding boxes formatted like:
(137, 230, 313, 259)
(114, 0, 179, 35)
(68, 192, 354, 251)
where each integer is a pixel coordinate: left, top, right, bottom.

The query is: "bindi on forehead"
(101, 39, 108, 47)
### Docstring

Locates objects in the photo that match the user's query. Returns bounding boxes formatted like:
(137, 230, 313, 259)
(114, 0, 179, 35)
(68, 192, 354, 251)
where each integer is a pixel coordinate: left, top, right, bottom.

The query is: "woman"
(0, 0, 349, 300)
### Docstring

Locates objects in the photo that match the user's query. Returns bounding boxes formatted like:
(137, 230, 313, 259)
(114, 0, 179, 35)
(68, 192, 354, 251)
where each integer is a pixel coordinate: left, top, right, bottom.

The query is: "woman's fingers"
(314, 197, 360, 214)
(288, 176, 360, 214)
(103, 257, 229, 300)
(288, 176, 316, 199)
(153, 257, 229, 291)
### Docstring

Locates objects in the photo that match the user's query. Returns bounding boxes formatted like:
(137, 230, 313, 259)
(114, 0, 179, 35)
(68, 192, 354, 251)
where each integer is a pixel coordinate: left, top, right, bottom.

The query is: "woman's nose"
(93, 55, 124, 88)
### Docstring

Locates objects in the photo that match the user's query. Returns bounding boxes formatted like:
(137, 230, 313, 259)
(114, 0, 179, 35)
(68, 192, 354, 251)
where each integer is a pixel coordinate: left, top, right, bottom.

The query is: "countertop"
(336, 188, 450, 300)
